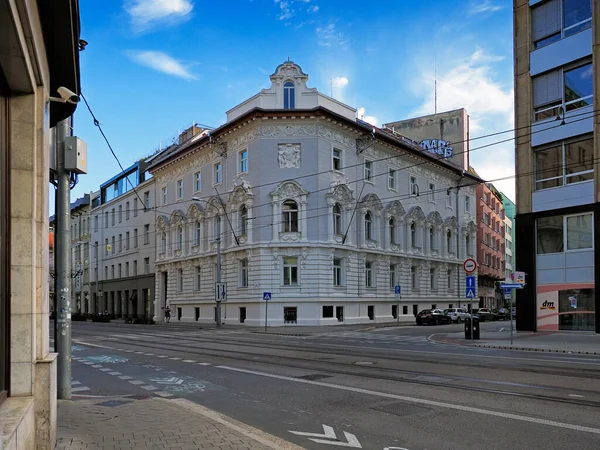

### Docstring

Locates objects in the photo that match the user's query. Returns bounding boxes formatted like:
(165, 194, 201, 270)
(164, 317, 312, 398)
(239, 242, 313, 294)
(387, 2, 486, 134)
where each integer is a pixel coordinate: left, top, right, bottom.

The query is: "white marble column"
(344, 208, 352, 245)
(423, 226, 430, 255)
(247, 206, 253, 244)
(383, 212, 390, 250)
(300, 197, 308, 241)
(272, 197, 280, 241)
(436, 226, 442, 256)
(398, 221, 405, 251)
(327, 201, 334, 242)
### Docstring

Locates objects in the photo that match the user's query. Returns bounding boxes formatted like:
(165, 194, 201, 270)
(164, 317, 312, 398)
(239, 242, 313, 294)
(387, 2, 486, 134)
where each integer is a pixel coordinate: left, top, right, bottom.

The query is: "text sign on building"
(419, 139, 453, 159)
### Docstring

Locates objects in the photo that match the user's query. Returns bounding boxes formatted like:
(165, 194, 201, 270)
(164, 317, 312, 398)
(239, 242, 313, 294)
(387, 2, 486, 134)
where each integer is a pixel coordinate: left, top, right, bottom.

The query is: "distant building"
(513, 0, 597, 332)
(502, 194, 516, 282)
(146, 61, 482, 326)
(70, 194, 91, 313)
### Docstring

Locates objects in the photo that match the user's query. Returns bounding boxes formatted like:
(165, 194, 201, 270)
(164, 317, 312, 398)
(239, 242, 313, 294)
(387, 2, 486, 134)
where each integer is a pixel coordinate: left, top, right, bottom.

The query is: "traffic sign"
(466, 276, 476, 288)
(463, 258, 477, 274)
(215, 282, 227, 302)
(499, 283, 522, 289)
(263, 292, 272, 301)
(511, 271, 526, 287)
(394, 285, 401, 295)
(503, 288, 512, 296)
(466, 287, 476, 299)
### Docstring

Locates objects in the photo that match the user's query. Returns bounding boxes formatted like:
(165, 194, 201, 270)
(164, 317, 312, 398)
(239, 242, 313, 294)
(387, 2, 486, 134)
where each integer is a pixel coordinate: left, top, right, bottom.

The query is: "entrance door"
(336, 306, 344, 322)
(239, 307, 246, 323)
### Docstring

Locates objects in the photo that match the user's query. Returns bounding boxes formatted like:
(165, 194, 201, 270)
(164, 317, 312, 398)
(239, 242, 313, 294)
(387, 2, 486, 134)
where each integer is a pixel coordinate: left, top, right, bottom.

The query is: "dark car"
(493, 308, 510, 320)
(473, 308, 494, 321)
(416, 309, 452, 325)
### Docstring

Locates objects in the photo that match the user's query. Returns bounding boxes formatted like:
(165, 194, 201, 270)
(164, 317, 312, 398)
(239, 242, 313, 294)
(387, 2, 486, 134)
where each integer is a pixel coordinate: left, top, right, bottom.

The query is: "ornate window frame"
(271, 181, 308, 242)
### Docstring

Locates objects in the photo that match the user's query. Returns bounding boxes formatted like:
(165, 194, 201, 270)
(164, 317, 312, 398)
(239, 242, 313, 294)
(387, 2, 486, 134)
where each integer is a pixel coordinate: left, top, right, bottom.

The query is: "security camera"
(57, 87, 80, 104)
(49, 87, 80, 104)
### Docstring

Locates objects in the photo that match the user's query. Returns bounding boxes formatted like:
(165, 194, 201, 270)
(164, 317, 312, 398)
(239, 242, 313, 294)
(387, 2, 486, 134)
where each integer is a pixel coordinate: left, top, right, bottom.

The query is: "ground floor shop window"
(284, 307, 297, 324)
(368, 305, 374, 320)
(322, 305, 333, 318)
(559, 288, 595, 331)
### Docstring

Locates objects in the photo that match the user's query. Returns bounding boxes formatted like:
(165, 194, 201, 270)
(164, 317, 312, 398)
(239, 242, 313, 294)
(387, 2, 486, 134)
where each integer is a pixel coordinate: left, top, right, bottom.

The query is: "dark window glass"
(283, 81, 295, 109)
(564, 64, 593, 110)
(563, 0, 592, 34)
(537, 216, 564, 254)
(322, 306, 334, 318)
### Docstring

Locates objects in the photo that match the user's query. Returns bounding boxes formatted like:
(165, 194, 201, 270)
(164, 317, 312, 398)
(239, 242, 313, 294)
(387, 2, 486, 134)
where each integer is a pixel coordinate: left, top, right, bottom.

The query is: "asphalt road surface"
(61, 321, 600, 450)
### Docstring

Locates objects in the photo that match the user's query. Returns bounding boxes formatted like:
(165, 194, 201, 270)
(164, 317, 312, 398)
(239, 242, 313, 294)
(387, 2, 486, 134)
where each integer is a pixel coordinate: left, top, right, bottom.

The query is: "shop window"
(559, 288, 595, 331)
(322, 305, 334, 318)
(284, 306, 297, 324)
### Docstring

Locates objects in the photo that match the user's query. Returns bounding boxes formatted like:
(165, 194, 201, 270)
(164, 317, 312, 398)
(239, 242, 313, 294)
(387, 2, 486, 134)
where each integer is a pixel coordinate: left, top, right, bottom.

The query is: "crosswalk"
(309, 331, 432, 345)
(71, 379, 91, 393)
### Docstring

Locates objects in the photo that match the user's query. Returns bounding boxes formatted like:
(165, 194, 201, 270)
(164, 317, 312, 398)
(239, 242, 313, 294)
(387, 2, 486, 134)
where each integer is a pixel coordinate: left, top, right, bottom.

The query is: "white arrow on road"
(289, 425, 362, 448)
(149, 376, 184, 385)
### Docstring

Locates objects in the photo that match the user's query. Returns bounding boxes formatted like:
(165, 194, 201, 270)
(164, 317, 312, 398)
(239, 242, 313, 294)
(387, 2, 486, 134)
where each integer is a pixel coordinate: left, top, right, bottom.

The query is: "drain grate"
(296, 374, 332, 381)
(372, 401, 432, 417)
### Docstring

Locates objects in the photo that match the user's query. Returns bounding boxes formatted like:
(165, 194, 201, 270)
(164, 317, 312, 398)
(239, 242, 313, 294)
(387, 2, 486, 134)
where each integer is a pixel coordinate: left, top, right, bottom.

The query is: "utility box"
(64, 136, 87, 174)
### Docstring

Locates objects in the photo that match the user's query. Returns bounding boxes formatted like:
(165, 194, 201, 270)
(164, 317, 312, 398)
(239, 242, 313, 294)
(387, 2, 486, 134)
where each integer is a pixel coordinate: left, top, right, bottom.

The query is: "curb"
(472, 344, 600, 355)
(252, 331, 307, 337)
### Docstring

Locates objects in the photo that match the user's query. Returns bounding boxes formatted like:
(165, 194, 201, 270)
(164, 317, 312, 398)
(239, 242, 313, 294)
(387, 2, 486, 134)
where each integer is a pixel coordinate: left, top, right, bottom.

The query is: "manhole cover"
(96, 400, 133, 408)
(372, 401, 432, 417)
(296, 374, 332, 381)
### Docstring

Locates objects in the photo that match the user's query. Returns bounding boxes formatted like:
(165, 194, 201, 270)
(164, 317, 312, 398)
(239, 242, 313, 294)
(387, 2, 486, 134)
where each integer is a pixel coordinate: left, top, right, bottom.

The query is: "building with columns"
(147, 61, 482, 326)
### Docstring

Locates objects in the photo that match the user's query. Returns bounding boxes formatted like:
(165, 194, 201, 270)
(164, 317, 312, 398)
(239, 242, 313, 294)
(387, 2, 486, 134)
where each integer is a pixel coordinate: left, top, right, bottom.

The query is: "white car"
(444, 308, 470, 323)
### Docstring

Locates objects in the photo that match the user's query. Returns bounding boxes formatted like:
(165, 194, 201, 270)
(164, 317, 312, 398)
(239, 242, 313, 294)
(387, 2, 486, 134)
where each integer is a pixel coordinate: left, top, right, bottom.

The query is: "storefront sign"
(419, 139, 453, 158)
(540, 300, 556, 311)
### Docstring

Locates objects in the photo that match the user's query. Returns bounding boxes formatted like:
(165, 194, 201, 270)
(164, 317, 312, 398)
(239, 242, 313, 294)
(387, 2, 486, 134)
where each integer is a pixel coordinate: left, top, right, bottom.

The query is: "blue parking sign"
(394, 285, 401, 295)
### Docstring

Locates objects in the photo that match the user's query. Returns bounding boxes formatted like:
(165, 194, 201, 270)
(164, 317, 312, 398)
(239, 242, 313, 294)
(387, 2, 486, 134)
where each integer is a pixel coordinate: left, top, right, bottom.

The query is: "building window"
(533, 62, 593, 121)
(567, 214, 593, 250)
(118, 264, 122, 278)
(485, 253, 491, 266)
(94, 215, 99, 231)
(429, 227, 435, 251)
(133, 260, 138, 276)
(161, 231, 167, 253)
(428, 183, 435, 202)
(195, 266, 201, 290)
(283, 256, 298, 286)
(214, 162, 222, 184)
(389, 264, 396, 290)
(125, 231, 130, 250)
(535, 136, 593, 190)
(239, 205, 248, 236)
(111, 265, 115, 278)
(333, 258, 342, 286)
(195, 171, 201, 192)
(126, 202, 130, 220)
(447, 269, 453, 291)
(368, 305, 374, 320)
(446, 189, 452, 207)
(364, 160, 373, 182)
(133, 198, 138, 217)
(389, 217, 396, 244)
(144, 257, 150, 274)
(465, 196, 470, 213)
(333, 203, 342, 235)
(281, 200, 299, 233)
(194, 221, 201, 246)
(111, 208, 115, 226)
(125, 262, 129, 277)
(388, 168, 396, 190)
(411, 266, 418, 290)
(411, 223, 417, 248)
(284, 306, 297, 324)
(365, 261, 373, 287)
(144, 191, 150, 209)
(177, 225, 183, 250)
(466, 234, 472, 256)
(177, 179, 184, 200)
(104, 266, 108, 279)
(239, 259, 248, 287)
(323, 306, 334, 318)
(538, 213, 594, 254)
(410, 176, 419, 196)
(532, 0, 592, 49)
(118, 234, 123, 252)
(430, 268, 437, 291)
(144, 224, 150, 244)
(364, 211, 373, 241)
(283, 81, 295, 109)
(332, 148, 342, 171)
(111, 236, 115, 254)
(104, 238, 109, 255)
(118, 205, 122, 223)
(239, 149, 248, 173)
(177, 268, 183, 292)
(104, 211, 108, 228)
(446, 230, 452, 254)
(134, 228, 138, 248)
(94, 242, 98, 260)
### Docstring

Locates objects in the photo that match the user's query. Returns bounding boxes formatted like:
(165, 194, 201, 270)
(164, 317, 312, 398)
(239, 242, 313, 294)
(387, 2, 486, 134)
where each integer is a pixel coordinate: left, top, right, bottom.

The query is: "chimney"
(179, 125, 203, 144)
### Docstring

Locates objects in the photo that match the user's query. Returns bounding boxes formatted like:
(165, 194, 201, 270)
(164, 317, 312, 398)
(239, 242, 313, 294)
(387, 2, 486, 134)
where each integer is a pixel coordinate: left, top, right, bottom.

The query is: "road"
(62, 320, 600, 450)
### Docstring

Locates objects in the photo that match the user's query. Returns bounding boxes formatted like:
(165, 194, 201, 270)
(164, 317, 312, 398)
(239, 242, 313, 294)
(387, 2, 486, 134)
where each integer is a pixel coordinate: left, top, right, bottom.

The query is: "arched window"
(364, 211, 372, 241)
(283, 81, 295, 109)
(389, 217, 396, 244)
(333, 203, 342, 235)
(429, 227, 435, 250)
(447, 229, 452, 253)
(410, 222, 417, 248)
(214, 215, 221, 240)
(177, 225, 183, 250)
(194, 221, 201, 246)
(239, 205, 248, 235)
(281, 200, 298, 232)
(161, 231, 167, 253)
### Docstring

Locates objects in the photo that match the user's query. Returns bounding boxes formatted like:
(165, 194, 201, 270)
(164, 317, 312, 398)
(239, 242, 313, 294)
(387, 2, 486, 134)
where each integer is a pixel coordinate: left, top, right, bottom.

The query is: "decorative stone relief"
(387, 200, 405, 218)
(261, 124, 317, 138)
(360, 194, 383, 213)
(328, 184, 355, 207)
(271, 180, 308, 199)
(427, 211, 443, 226)
(280, 232, 301, 242)
(317, 125, 354, 147)
(277, 143, 301, 168)
(444, 216, 458, 230)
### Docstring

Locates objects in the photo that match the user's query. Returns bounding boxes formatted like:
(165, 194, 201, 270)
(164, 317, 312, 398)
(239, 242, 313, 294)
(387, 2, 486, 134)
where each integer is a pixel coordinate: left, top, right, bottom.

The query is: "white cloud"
(307, 4, 319, 12)
(128, 50, 196, 80)
(274, 0, 319, 21)
(331, 76, 348, 88)
(469, 0, 503, 15)
(316, 23, 348, 47)
(357, 107, 379, 127)
(126, 0, 193, 31)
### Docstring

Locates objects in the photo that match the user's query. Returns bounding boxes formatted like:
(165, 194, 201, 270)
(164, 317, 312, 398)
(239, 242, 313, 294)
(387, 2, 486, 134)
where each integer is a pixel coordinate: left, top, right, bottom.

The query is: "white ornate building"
(147, 61, 481, 326)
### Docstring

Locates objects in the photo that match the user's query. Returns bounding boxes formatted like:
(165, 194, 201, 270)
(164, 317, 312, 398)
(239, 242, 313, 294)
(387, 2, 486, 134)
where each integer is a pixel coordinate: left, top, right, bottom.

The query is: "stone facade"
(148, 62, 481, 326)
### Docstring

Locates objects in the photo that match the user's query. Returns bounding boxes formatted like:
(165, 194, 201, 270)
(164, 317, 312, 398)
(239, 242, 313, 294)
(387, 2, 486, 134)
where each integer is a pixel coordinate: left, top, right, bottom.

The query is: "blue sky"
(64, 0, 514, 210)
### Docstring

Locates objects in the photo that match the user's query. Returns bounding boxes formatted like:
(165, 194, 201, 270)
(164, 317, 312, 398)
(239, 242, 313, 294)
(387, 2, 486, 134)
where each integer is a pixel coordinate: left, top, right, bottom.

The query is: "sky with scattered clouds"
(70, 0, 515, 208)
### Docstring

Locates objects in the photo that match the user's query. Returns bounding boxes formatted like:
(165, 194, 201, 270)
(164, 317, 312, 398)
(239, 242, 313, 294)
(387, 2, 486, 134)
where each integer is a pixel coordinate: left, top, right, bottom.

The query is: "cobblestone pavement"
(55, 396, 304, 450)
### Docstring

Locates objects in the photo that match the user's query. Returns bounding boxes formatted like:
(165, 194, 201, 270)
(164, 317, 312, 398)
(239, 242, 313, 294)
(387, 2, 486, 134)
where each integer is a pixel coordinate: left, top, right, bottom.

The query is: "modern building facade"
(502, 194, 516, 282)
(70, 194, 91, 313)
(0, 0, 81, 447)
(89, 160, 157, 319)
(476, 182, 506, 308)
(514, 0, 598, 332)
(146, 61, 482, 327)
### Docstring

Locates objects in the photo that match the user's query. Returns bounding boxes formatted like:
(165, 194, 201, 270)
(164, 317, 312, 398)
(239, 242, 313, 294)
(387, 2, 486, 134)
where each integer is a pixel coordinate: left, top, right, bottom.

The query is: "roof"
(148, 106, 484, 184)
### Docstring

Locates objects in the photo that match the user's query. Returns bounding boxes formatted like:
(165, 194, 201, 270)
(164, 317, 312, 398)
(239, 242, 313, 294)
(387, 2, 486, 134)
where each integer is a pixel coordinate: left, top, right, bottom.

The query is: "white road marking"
(82, 362, 94, 365)
(91, 365, 103, 368)
(108, 372, 121, 375)
(197, 363, 211, 366)
(128, 380, 145, 385)
(141, 385, 159, 391)
(71, 381, 81, 385)
(154, 391, 174, 397)
(72, 340, 114, 350)
(169, 357, 181, 360)
(144, 353, 155, 356)
(99, 368, 112, 372)
(569, 394, 585, 398)
(217, 366, 600, 435)
(158, 355, 168, 358)
(118, 375, 133, 380)
(71, 386, 91, 392)
(182, 359, 196, 363)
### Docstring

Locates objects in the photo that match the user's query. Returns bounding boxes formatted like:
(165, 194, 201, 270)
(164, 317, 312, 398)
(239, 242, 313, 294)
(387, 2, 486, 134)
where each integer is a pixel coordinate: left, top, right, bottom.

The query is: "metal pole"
(55, 118, 72, 400)
(396, 296, 400, 326)
(53, 187, 58, 352)
(455, 184, 461, 309)
(265, 300, 268, 332)
(510, 288, 514, 345)
(216, 237, 222, 328)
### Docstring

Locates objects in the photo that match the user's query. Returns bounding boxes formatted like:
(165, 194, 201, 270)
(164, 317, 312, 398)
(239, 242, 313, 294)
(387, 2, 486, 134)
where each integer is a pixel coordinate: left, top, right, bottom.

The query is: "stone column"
(247, 205, 254, 244)
(272, 196, 280, 241)
(423, 226, 430, 255)
(300, 195, 308, 241)
(383, 212, 390, 250)
(344, 208, 352, 245)
(327, 200, 334, 242)
(436, 226, 443, 256)
(199, 217, 205, 252)
(398, 220, 405, 251)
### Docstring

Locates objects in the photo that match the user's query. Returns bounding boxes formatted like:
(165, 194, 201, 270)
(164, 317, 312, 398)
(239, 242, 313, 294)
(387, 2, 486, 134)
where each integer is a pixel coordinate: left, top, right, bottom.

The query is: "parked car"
(416, 309, 452, 325)
(492, 308, 510, 320)
(444, 308, 470, 323)
(474, 307, 494, 321)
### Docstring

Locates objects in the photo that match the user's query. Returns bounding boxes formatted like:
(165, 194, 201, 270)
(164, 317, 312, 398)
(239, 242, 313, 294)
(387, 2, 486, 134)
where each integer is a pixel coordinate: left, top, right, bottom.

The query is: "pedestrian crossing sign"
(263, 292, 271, 301)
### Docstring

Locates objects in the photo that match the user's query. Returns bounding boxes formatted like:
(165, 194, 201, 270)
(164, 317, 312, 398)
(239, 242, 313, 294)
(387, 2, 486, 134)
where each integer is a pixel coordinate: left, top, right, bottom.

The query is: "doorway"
(177, 307, 182, 321)
(336, 306, 344, 322)
(239, 307, 246, 323)
(195, 307, 200, 321)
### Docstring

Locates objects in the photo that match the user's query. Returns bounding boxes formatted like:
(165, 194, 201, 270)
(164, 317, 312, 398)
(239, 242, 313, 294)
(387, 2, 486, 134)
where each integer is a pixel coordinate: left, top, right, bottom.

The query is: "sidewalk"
(432, 327, 600, 355)
(55, 395, 304, 450)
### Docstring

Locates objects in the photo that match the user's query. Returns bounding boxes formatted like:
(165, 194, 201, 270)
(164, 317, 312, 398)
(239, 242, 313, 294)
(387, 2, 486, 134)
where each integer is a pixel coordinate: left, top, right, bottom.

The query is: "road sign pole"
(216, 237, 221, 328)
(265, 299, 268, 332)
(510, 288, 514, 345)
